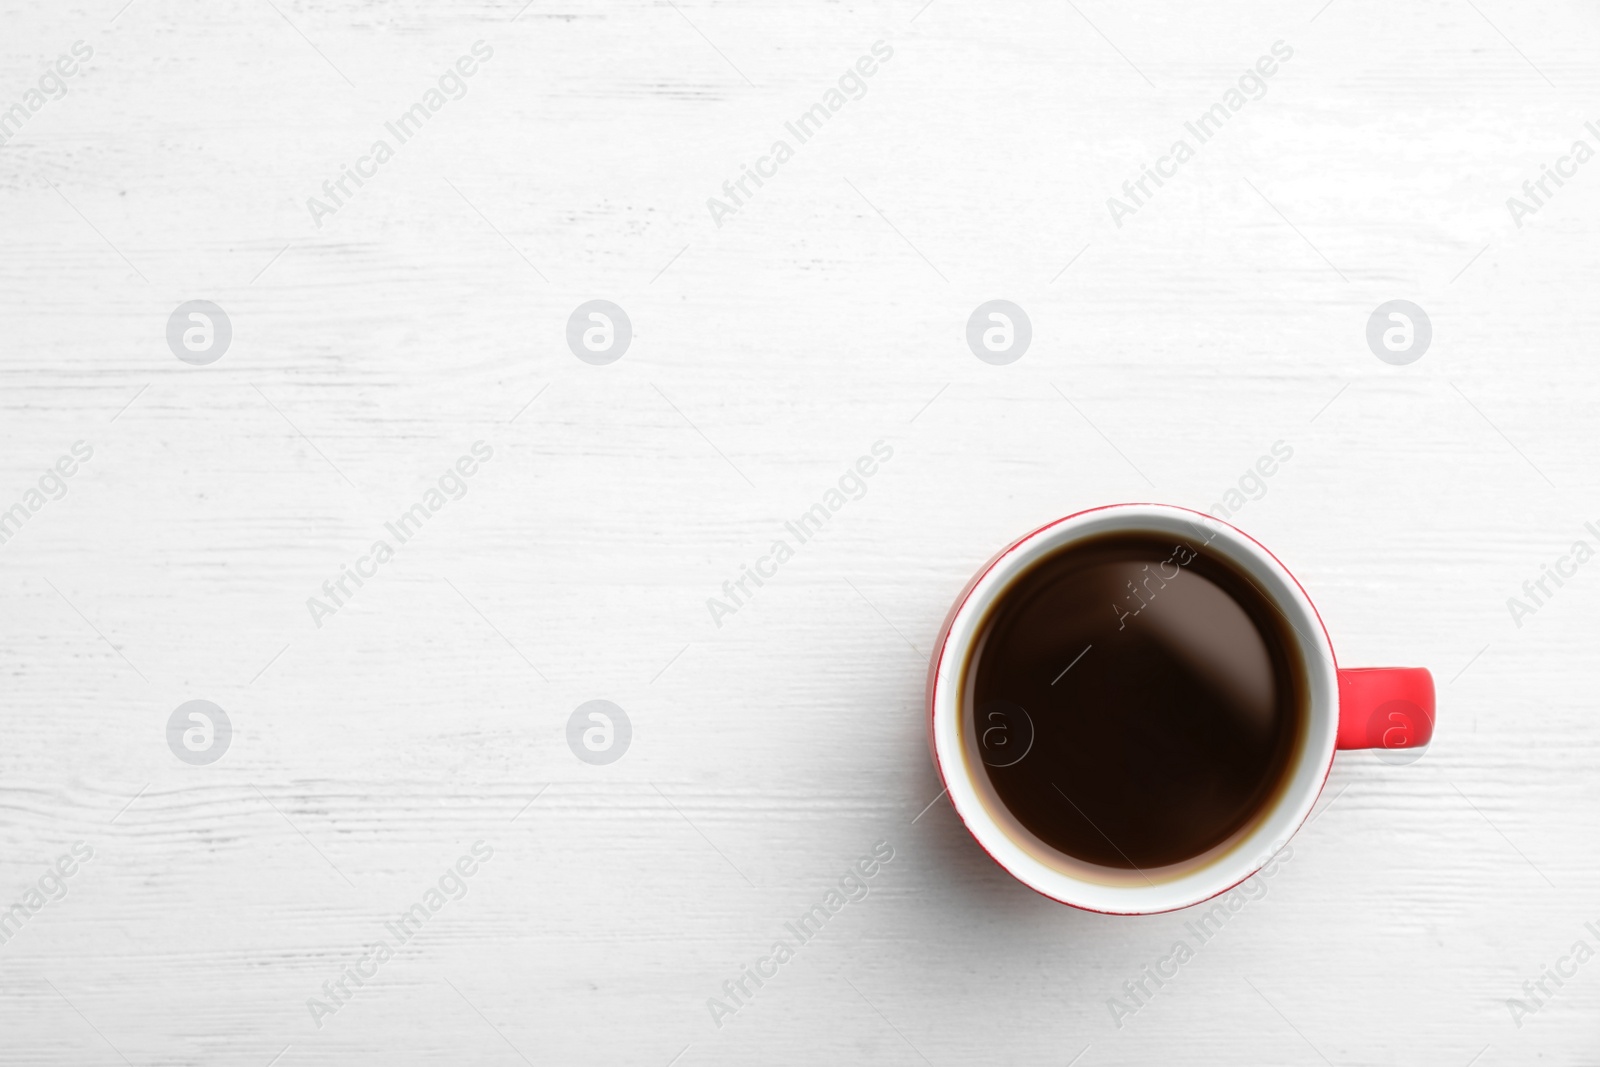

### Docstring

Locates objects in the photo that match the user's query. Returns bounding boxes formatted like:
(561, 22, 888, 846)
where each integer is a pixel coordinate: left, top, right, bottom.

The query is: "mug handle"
(1335, 667, 1435, 750)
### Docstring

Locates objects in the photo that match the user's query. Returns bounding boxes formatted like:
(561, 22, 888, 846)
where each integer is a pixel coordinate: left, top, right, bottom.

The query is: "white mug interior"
(929, 504, 1339, 914)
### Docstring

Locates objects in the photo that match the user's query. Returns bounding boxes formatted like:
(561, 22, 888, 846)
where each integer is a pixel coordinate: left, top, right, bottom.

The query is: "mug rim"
(926, 503, 1339, 915)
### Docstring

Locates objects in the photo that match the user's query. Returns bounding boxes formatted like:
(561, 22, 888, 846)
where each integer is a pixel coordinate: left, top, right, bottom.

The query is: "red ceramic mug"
(926, 504, 1434, 914)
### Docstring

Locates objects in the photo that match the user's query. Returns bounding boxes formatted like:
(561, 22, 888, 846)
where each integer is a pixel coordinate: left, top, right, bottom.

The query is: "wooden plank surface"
(2, 0, 1598, 1062)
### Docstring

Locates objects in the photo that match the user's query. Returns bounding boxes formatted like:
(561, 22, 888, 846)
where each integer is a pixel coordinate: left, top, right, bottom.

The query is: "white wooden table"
(2, 1, 1596, 1063)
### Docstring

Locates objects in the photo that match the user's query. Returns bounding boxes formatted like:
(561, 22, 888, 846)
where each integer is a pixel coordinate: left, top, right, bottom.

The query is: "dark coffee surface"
(969, 530, 1304, 870)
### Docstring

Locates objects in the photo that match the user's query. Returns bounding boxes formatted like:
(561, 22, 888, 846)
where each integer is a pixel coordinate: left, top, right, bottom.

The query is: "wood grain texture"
(2, 0, 1599, 1063)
